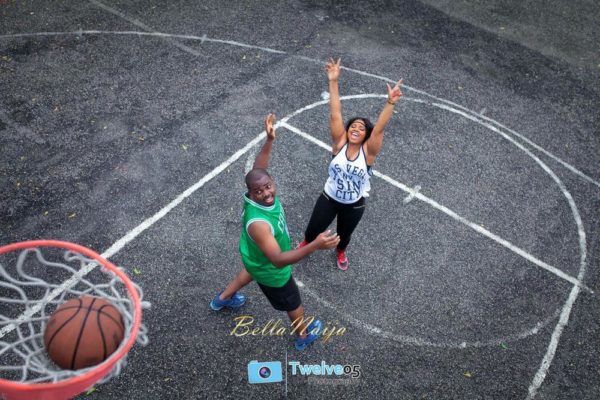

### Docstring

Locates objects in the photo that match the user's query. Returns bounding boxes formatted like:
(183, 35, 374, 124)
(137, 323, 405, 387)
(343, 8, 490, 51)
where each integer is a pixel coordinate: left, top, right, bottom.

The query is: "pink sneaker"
(336, 249, 349, 271)
(296, 239, 308, 249)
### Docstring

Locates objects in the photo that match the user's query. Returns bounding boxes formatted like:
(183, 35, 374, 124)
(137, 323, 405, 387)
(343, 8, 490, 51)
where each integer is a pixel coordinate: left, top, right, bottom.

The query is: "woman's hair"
(345, 117, 374, 142)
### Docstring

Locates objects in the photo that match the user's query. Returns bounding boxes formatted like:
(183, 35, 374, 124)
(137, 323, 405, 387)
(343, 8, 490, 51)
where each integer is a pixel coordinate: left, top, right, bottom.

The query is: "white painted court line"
(403, 185, 421, 204)
(0, 130, 268, 340)
(0, 30, 287, 55)
(414, 94, 600, 191)
(280, 87, 589, 397)
(280, 121, 591, 294)
(1, 30, 595, 190)
(526, 285, 581, 399)
(244, 147, 258, 174)
(100, 131, 267, 259)
(89, 0, 203, 57)
(0, 27, 592, 396)
(339, 66, 600, 191)
(296, 278, 561, 349)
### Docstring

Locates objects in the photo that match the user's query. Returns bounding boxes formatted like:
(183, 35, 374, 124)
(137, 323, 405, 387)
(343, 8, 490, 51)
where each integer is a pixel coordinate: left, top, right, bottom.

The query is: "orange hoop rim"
(0, 240, 142, 399)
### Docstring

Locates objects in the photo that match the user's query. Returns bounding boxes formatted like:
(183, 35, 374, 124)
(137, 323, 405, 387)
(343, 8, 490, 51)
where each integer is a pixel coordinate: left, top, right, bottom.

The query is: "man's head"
(245, 168, 276, 206)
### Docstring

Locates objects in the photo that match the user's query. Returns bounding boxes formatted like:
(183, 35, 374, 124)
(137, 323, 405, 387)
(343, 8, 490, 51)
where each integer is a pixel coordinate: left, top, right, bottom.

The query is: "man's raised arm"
(253, 113, 276, 170)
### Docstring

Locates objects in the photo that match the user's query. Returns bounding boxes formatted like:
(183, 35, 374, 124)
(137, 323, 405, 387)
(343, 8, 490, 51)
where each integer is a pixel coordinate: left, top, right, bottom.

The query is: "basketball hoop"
(0, 240, 149, 400)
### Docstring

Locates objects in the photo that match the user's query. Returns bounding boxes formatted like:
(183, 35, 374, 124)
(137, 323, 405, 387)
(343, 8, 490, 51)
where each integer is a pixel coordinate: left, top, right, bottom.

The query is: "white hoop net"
(0, 245, 149, 385)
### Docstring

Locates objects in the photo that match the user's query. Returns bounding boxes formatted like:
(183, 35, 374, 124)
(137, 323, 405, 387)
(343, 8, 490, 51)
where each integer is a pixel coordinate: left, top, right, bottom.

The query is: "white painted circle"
(278, 93, 586, 348)
(0, 30, 586, 349)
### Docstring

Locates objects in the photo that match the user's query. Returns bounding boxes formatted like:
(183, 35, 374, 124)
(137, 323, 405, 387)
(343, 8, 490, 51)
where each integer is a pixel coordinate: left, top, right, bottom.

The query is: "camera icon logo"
(247, 360, 283, 384)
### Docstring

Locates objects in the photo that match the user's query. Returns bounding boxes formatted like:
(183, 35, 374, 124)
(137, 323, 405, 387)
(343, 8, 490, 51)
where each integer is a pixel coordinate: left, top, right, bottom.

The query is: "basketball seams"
(44, 298, 83, 354)
(70, 298, 98, 370)
(97, 304, 125, 336)
(53, 305, 125, 331)
(96, 309, 108, 361)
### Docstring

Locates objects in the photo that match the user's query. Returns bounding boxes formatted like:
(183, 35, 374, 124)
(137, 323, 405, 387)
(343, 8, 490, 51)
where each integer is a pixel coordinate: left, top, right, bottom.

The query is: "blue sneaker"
(294, 319, 323, 351)
(210, 292, 246, 310)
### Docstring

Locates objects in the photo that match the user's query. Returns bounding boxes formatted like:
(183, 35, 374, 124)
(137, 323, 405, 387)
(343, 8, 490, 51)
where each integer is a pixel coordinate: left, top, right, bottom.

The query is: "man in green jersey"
(210, 114, 340, 350)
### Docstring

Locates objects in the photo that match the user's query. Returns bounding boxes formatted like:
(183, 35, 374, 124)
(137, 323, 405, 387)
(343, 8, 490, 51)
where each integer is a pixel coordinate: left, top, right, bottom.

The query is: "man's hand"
(314, 230, 340, 250)
(325, 57, 341, 82)
(264, 113, 276, 140)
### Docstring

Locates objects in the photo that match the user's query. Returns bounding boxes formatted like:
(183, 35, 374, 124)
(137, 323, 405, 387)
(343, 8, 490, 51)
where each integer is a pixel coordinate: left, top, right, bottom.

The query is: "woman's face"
(347, 120, 367, 144)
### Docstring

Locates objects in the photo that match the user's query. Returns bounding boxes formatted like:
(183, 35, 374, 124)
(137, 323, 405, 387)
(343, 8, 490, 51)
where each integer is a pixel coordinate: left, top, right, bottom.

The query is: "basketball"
(43, 295, 125, 370)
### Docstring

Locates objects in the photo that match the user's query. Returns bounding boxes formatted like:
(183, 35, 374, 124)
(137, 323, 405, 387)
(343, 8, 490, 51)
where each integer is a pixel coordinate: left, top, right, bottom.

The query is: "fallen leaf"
(463, 372, 472, 378)
(133, 267, 141, 275)
(500, 343, 508, 350)
(43, 211, 48, 216)
(181, 144, 188, 151)
(68, 213, 76, 219)
(85, 387, 96, 395)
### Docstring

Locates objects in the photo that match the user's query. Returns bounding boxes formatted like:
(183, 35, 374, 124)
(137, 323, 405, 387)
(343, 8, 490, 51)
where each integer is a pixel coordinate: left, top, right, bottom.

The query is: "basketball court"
(1, 1, 599, 399)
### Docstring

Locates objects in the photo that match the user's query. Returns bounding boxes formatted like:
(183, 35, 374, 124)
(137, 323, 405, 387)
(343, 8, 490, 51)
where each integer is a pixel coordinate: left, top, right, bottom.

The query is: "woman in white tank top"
(298, 58, 403, 270)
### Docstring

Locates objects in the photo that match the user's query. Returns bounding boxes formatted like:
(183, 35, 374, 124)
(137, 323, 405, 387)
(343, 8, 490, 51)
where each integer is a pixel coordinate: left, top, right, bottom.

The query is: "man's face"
(248, 175, 276, 206)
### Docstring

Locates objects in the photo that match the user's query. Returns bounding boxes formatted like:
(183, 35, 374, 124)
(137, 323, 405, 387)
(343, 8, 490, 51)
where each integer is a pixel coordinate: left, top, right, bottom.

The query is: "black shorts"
(257, 275, 302, 312)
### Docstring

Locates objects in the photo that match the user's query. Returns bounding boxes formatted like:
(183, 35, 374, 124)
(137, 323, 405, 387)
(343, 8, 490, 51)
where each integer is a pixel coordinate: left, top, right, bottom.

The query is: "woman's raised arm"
(326, 58, 347, 153)
(365, 79, 403, 164)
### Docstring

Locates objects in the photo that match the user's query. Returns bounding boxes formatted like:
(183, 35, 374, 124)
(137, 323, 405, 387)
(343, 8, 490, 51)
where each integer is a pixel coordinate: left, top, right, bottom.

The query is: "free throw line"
(279, 121, 591, 293)
(0, 130, 268, 340)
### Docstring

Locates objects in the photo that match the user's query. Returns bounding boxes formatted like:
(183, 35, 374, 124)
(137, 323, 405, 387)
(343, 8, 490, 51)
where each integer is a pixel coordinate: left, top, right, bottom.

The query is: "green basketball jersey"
(239, 194, 292, 287)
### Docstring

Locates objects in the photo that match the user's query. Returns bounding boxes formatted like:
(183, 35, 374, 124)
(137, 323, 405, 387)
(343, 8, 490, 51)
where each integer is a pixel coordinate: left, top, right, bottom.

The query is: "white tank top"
(323, 143, 372, 204)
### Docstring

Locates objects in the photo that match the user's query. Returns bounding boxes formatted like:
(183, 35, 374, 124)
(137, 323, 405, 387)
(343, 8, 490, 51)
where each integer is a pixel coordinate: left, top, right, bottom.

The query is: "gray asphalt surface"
(1, 1, 599, 399)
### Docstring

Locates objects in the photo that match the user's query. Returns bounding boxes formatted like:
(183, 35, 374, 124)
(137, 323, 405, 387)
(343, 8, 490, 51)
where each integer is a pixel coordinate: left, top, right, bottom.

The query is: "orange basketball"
(44, 295, 125, 370)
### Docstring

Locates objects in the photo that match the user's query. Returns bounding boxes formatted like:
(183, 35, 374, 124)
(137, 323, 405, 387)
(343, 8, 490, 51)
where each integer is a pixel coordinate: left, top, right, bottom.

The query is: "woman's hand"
(264, 113, 276, 140)
(325, 57, 341, 81)
(386, 79, 403, 104)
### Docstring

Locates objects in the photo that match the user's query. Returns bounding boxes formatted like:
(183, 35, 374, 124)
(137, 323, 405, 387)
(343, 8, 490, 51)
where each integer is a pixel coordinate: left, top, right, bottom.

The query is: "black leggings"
(304, 192, 366, 251)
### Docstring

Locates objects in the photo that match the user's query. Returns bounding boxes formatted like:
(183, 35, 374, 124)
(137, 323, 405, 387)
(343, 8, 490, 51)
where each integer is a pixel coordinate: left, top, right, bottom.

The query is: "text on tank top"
(323, 143, 372, 204)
